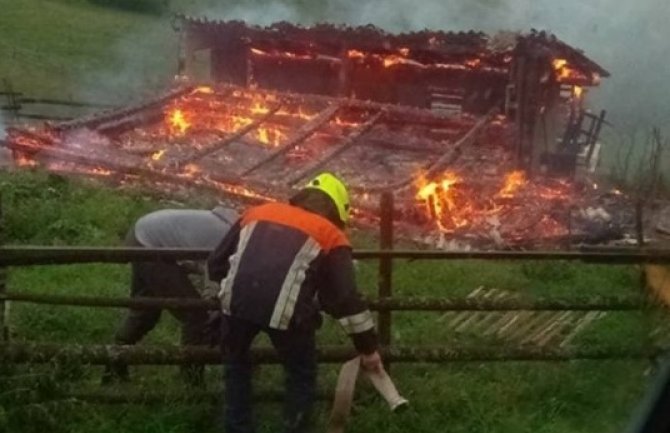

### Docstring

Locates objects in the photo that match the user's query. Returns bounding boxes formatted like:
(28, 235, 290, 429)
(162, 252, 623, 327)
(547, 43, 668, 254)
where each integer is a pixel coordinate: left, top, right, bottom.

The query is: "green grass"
(0, 168, 664, 433)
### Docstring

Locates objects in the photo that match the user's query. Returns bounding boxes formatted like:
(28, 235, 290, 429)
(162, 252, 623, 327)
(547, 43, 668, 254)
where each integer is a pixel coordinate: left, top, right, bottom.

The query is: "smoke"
(195, 0, 670, 131)
(75, 21, 178, 106)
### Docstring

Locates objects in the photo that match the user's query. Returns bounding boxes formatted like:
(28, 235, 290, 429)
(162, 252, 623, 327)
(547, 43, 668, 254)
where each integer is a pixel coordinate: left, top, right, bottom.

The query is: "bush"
(88, 0, 169, 15)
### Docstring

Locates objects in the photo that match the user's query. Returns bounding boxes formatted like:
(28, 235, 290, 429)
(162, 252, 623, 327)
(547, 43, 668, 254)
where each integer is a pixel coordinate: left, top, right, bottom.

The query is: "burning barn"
(3, 17, 632, 249)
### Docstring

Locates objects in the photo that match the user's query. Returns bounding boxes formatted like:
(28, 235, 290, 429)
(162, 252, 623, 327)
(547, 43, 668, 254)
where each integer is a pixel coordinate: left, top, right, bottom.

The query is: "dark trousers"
(112, 230, 209, 380)
(224, 316, 317, 433)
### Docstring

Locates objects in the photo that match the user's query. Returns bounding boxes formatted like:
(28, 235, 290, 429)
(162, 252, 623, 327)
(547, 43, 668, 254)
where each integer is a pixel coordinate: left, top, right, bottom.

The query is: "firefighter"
(103, 205, 238, 385)
(208, 172, 382, 433)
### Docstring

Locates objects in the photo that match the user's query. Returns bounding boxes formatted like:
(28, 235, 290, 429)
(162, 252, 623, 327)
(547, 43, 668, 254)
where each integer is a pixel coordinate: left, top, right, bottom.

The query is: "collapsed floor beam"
(286, 111, 384, 186)
(223, 84, 465, 129)
(2, 138, 269, 207)
(177, 104, 282, 166)
(0, 343, 658, 365)
(241, 104, 342, 176)
(53, 86, 194, 132)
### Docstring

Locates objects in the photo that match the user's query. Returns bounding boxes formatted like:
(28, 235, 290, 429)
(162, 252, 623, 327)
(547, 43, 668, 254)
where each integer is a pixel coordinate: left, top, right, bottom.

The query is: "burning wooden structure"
(2, 19, 630, 249)
(177, 17, 610, 175)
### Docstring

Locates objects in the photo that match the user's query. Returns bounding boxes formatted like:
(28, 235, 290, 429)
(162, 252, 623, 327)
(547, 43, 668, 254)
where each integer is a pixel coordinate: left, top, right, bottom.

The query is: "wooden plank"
(241, 104, 341, 176)
(285, 111, 383, 186)
(177, 104, 282, 166)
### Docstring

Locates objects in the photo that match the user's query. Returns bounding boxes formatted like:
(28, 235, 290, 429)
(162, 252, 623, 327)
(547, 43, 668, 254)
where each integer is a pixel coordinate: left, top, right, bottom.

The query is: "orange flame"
(168, 109, 191, 135)
(573, 86, 583, 99)
(256, 127, 286, 147)
(498, 170, 526, 198)
(465, 58, 481, 68)
(15, 153, 38, 167)
(416, 171, 466, 231)
(414, 169, 572, 235)
(193, 86, 214, 95)
(151, 149, 166, 161)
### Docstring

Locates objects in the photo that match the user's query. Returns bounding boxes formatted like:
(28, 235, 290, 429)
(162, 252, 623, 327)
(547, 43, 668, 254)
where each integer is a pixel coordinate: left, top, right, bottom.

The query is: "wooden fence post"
(377, 192, 394, 353)
(0, 194, 8, 341)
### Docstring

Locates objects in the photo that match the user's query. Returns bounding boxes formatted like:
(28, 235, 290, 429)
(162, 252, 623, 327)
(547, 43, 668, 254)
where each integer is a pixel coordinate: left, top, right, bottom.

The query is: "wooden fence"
(1, 192, 669, 367)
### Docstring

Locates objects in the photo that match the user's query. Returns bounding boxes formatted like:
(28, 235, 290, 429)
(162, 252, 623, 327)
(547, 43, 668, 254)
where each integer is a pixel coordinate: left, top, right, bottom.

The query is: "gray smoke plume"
(193, 0, 670, 131)
(75, 21, 178, 107)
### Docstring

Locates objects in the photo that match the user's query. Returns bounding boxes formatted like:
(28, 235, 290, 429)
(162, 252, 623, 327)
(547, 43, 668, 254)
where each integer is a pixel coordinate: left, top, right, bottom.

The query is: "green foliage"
(0, 170, 159, 245)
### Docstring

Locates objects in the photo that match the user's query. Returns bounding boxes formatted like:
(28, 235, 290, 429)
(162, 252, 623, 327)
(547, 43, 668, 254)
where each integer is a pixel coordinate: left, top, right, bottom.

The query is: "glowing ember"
(167, 109, 191, 135)
(256, 127, 286, 147)
(181, 163, 201, 177)
(552, 59, 567, 70)
(250, 47, 313, 61)
(465, 58, 481, 68)
(498, 170, 526, 198)
(15, 153, 38, 167)
(193, 86, 214, 95)
(151, 149, 166, 161)
(552, 58, 588, 83)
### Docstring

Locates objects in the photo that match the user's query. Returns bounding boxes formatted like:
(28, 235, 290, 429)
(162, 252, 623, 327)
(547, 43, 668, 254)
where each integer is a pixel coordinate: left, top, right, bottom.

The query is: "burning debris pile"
(3, 83, 632, 249)
(1, 20, 632, 249)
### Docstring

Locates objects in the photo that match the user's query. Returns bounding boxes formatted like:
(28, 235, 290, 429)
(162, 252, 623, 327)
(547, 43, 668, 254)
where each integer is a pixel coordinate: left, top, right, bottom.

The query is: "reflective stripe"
(218, 222, 256, 314)
(338, 310, 375, 334)
(269, 237, 321, 330)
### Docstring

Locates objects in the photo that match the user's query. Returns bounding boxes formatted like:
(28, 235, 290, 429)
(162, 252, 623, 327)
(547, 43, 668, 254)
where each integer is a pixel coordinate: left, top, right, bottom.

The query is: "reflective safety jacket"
(207, 202, 378, 354)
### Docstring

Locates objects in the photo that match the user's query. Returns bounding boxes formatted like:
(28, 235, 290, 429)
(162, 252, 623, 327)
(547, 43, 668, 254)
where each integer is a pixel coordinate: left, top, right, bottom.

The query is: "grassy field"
(0, 169, 663, 433)
(1, 1, 669, 432)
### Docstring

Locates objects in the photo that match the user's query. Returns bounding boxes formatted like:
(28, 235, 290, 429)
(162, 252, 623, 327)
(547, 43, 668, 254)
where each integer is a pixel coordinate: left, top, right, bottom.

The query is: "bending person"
(104, 205, 238, 384)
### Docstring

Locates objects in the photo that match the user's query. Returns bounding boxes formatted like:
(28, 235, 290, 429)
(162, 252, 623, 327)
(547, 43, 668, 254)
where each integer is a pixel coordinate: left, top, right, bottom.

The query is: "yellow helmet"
(304, 172, 350, 225)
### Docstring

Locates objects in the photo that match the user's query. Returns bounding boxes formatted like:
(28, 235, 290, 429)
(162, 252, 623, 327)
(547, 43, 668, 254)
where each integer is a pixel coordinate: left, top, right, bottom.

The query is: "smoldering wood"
(286, 111, 384, 185)
(176, 104, 282, 166)
(241, 104, 342, 176)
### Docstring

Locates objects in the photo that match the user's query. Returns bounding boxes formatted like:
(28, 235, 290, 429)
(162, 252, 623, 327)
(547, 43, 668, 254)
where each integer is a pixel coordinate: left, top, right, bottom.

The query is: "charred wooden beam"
(177, 104, 282, 166)
(223, 84, 464, 128)
(0, 342, 658, 365)
(2, 137, 269, 207)
(53, 86, 194, 132)
(0, 292, 647, 312)
(286, 111, 384, 186)
(355, 110, 493, 194)
(241, 104, 342, 176)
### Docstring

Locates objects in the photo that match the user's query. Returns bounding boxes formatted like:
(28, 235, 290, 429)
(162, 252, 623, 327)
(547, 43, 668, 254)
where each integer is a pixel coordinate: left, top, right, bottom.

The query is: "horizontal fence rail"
(0, 343, 661, 365)
(2, 246, 670, 266)
(0, 292, 650, 311)
(63, 390, 331, 405)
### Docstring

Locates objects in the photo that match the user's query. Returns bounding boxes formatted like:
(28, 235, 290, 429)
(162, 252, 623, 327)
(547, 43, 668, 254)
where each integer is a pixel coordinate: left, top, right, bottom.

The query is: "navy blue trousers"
(223, 316, 317, 433)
